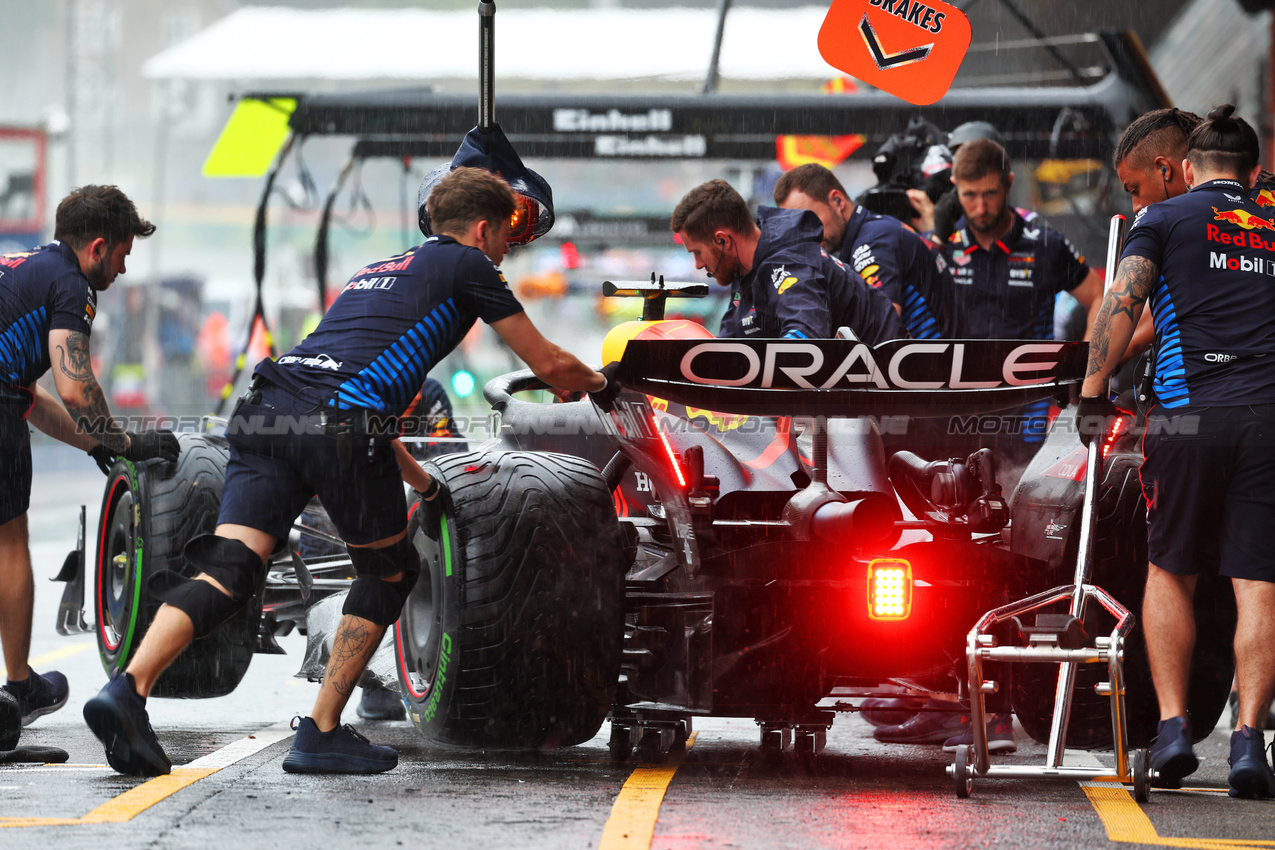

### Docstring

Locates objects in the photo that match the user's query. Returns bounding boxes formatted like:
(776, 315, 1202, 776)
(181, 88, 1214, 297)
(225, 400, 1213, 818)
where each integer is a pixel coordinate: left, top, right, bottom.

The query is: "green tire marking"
(441, 513, 452, 578)
(116, 461, 144, 664)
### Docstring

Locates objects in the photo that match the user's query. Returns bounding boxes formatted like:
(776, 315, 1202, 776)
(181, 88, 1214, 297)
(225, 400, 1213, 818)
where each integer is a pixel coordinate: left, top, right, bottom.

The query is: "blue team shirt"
(1121, 178, 1275, 408)
(717, 207, 904, 344)
(944, 210, 1090, 339)
(838, 205, 956, 339)
(257, 235, 523, 413)
(0, 241, 96, 408)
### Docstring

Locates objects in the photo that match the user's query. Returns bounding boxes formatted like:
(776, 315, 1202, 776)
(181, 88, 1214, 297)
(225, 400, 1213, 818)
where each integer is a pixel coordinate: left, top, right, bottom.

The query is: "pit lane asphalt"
(6, 449, 1275, 850)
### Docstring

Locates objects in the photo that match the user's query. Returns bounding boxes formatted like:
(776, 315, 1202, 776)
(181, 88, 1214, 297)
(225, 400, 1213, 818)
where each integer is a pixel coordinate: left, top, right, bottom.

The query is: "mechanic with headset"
(670, 179, 905, 343)
(83, 165, 617, 777)
(0, 186, 178, 731)
(1080, 105, 1275, 798)
(772, 162, 957, 340)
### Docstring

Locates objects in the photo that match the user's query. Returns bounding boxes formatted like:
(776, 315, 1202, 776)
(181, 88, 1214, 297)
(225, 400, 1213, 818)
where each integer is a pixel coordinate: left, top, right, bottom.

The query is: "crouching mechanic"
(83, 167, 617, 776)
(773, 163, 956, 340)
(1079, 105, 1275, 797)
(1, 185, 178, 727)
(670, 179, 905, 343)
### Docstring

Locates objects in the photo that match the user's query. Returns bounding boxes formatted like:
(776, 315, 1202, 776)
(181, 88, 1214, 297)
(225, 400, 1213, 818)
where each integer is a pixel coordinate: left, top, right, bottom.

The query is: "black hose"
(602, 451, 632, 492)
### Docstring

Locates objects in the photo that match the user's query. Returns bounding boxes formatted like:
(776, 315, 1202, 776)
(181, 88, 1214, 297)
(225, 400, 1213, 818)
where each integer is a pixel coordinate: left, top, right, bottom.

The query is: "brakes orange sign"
(818, 0, 971, 106)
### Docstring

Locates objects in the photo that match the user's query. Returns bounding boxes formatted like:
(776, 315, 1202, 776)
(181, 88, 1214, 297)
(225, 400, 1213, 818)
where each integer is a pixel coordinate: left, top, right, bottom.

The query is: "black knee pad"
(150, 535, 263, 639)
(343, 537, 420, 626)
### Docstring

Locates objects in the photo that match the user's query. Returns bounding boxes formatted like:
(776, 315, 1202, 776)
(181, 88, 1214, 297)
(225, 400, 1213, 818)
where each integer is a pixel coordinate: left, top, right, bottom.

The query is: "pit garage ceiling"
(142, 6, 844, 82)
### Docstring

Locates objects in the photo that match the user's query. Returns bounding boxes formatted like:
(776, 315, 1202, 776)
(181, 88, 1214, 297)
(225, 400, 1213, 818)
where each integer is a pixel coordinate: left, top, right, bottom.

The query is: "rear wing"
(610, 339, 1087, 417)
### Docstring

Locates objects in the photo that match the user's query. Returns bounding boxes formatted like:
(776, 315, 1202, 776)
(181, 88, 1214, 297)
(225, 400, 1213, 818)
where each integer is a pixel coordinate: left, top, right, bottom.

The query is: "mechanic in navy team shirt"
(83, 167, 617, 778)
(670, 179, 905, 343)
(772, 163, 956, 340)
(943, 139, 1103, 466)
(1080, 105, 1275, 798)
(0, 186, 178, 730)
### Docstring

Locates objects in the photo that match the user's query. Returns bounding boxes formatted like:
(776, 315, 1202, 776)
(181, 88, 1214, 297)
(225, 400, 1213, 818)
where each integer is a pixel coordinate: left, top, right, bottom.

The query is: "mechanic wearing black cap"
(0, 186, 178, 730)
(670, 179, 905, 343)
(944, 138, 1103, 468)
(83, 166, 616, 777)
(772, 163, 956, 340)
(1080, 105, 1275, 798)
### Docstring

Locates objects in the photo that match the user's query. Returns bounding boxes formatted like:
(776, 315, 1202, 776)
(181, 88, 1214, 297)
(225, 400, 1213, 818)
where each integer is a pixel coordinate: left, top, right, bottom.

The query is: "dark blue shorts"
(218, 384, 407, 546)
(1141, 404, 1275, 582)
(0, 403, 32, 526)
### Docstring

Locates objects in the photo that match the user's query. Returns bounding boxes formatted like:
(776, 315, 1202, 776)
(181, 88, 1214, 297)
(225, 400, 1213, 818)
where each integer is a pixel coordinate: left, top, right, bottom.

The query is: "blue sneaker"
(1148, 715, 1198, 789)
(942, 713, 1018, 754)
(282, 716, 397, 774)
(861, 697, 926, 728)
(874, 701, 970, 744)
(3, 670, 69, 726)
(1228, 725, 1275, 799)
(356, 685, 406, 722)
(83, 673, 171, 777)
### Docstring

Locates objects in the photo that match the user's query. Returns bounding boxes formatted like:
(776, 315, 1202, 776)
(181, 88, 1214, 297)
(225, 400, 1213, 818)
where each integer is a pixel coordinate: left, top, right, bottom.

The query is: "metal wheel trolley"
(948, 214, 1155, 802)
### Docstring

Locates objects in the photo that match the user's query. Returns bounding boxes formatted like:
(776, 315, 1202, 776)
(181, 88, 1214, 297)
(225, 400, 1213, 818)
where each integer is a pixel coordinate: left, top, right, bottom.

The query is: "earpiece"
(1160, 165, 1168, 177)
(716, 237, 726, 247)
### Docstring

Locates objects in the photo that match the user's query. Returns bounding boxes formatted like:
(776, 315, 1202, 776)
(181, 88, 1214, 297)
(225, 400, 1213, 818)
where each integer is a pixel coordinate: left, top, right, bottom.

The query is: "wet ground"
(5, 447, 1275, 849)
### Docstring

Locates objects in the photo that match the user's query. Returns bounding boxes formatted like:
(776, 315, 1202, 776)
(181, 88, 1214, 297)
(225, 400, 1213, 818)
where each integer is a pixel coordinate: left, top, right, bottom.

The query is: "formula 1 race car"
(54, 281, 1234, 760)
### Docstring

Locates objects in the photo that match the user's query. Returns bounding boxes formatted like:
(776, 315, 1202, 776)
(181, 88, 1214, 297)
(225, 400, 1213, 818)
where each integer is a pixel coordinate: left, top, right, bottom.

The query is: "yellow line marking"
(1, 642, 93, 678)
(598, 732, 697, 850)
(1082, 781, 1275, 849)
(0, 722, 292, 829)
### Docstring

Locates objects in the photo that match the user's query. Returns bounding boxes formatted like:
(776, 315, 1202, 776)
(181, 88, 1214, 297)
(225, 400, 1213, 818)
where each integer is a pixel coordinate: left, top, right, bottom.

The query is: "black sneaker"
(3, 670, 69, 726)
(873, 701, 970, 744)
(942, 713, 1018, 754)
(82, 673, 172, 777)
(282, 716, 398, 774)
(1228, 725, 1275, 799)
(356, 685, 406, 722)
(1147, 715, 1198, 789)
(861, 697, 926, 728)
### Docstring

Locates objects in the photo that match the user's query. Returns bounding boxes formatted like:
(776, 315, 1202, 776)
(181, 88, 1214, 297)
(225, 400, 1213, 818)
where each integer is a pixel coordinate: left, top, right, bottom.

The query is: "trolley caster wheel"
(636, 728, 670, 763)
(954, 745, 972, 799)
(1132, 748, 1151, 803)
(609, 723, 633, 763)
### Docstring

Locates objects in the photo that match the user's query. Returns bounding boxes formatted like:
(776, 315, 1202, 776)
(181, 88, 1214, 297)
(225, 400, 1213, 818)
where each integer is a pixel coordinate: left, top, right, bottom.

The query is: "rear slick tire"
(395, 450, 626, 748)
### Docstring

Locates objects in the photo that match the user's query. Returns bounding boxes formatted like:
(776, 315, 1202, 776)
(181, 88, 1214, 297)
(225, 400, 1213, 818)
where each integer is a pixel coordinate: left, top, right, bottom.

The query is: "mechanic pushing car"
(772, 163, 957, 340)
(943, 139, 1105, 468)
(0, 186, 179, 729)
(82, 166, 618, 777)
(670, 179, 905, 343)
(1080, 105, 1275, 798)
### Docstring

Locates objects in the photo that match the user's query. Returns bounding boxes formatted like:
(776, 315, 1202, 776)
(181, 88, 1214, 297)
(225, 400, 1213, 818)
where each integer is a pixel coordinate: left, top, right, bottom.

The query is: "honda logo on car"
(677, 341, 1065, 389)
(1210, 251, 1275, 276)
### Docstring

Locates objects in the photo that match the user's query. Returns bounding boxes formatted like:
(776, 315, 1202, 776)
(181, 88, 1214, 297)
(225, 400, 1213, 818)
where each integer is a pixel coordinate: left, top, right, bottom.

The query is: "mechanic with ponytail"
(1079, 104, 1275, 798)
(83, 167, 616, 778)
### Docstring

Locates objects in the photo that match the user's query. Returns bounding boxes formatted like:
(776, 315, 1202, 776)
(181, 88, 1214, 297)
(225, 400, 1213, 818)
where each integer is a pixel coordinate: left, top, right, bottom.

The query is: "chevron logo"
(858, 14, 933, 69)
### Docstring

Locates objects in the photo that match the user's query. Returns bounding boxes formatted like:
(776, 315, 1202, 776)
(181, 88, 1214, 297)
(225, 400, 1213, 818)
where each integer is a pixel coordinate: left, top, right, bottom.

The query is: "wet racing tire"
(1012, 458, 1236, 749)
(394, 450, 626, 748)
(94, 433, 259, 698)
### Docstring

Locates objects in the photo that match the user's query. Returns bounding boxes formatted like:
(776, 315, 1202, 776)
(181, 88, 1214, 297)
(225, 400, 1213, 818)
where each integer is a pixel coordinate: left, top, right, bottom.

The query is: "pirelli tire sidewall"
(395, 450, 626, 748)
(93, 433, 259, 698)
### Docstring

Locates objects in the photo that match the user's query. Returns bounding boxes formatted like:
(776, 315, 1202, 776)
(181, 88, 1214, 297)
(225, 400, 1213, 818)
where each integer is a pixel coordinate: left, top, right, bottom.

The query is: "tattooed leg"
(311, 614, 387, 731)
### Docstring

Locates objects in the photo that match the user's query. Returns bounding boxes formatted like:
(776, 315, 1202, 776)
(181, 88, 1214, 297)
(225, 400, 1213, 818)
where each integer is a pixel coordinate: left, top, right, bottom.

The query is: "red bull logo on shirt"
(1255, 189, 1275, 208)
(1212, 207, 1275, 231)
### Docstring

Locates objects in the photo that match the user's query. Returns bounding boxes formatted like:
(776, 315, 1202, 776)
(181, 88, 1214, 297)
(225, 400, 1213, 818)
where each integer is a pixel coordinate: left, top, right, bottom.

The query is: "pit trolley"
(948, 214, 1156, 801)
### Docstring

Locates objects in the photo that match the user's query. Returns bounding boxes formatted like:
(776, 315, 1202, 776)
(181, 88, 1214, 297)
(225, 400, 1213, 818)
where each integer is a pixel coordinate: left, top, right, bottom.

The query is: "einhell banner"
(818, 0, 972, 106)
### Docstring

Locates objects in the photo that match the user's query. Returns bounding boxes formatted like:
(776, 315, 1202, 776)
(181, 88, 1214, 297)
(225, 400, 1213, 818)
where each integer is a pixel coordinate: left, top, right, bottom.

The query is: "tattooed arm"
(47, 328, 130, 453)
(27, 383, 99, 451)
(1080, 254, 1160, 397)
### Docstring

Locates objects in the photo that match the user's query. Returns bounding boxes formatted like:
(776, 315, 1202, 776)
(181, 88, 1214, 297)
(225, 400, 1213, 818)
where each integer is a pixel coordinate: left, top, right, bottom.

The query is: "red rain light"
(1101, 416, 1126, 460)
(867, 558, 912, 620)
(653, 414, 687, 488)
